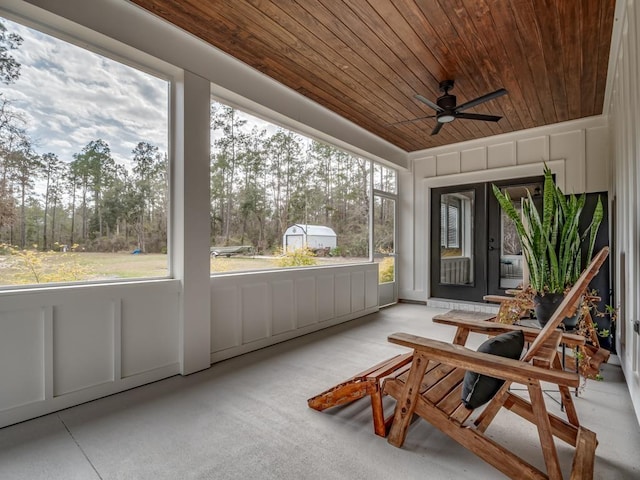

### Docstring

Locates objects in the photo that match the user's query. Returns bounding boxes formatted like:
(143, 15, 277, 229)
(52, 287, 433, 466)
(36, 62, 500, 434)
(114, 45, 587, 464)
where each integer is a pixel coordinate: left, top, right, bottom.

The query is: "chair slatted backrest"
(523, 247, 609, 362)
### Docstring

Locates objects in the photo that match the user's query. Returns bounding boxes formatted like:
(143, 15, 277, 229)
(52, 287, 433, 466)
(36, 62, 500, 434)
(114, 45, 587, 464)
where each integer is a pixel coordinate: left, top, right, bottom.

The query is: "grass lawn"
(0, 252, 366, 286)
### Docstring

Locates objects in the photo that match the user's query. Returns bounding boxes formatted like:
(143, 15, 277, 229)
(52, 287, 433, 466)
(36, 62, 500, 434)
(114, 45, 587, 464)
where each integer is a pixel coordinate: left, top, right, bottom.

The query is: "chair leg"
(475, 380, 512, 432)
(370, 386, 387, 437)
(528, 382, 563, 480)
(387, 353, 429, 447)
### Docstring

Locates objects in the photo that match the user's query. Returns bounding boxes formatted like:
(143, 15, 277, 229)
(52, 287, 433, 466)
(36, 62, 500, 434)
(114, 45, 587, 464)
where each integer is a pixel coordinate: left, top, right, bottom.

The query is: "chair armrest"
(388, 332, 580, 388)
(432, 316, 585, 347)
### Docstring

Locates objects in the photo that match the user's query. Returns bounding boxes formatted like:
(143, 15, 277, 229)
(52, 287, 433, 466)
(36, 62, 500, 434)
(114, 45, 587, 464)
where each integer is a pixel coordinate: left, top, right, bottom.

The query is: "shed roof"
(286, 224, 336, 236)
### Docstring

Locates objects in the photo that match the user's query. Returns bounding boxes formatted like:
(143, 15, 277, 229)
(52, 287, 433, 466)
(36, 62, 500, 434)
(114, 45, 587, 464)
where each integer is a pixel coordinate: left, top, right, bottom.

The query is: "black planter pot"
(533, 293, 581, 329)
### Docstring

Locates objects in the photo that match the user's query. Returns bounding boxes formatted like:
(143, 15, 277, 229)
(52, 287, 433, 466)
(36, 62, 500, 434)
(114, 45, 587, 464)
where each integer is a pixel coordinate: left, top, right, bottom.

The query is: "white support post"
(172, 70, 212, 375)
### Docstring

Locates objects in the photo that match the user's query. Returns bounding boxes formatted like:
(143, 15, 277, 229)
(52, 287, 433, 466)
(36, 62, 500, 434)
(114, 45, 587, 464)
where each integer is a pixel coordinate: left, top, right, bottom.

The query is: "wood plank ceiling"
(131, 0, 616, 153)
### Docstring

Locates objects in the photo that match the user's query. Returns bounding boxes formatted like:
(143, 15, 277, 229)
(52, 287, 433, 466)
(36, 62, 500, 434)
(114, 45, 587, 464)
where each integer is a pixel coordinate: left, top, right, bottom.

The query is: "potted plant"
(492, 165, 603, 327)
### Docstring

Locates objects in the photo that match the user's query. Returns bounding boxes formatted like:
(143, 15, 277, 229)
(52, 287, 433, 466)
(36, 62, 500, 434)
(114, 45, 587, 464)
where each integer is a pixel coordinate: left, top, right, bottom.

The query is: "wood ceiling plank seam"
(254, 0, 426, 130)
(535, 0, 569, 121)
(132, 0, 616, 152)
(289, 0, 437, 123)
(136, 0, 422, 150)
(461, 0, 535, 130)
(420, 0, 506, 141)
(316, 0, 468, 144)
(485, 0, 544, 129)
(435, 0, 522, 135)
(396, 0, 507, 140)
(557, 0, 583, 120)
(375, 0, 486, 141)
(211, 0, 407, 133)
(297, 4, 463, 147)
(421, 1, 503, 136)
(199, 5, 422, 151)
(508, 0, 559, 125)
(594, 0, 616, 115)
(341, 1, 457, 112)
(313, 0, 442, 105)
(578, 0, 600, 117)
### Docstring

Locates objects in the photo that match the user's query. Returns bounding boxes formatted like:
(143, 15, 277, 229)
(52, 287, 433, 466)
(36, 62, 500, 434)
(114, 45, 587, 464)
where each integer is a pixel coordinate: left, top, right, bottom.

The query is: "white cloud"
(1, 17, 168, 167)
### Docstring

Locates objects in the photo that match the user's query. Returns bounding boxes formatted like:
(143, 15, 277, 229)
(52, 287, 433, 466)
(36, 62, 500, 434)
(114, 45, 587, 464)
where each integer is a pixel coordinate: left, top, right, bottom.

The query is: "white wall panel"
(365, 269, 379, 309)
(350, 271, 365, 312)
(609, 0, 640, 425)
(296, 277, 317, 327)
(272, 280, 296, 333)
(0, 280, 181, 428)
(211, 286, 240, 351)
(461, 147, 487, 172)
(436, 152, 461, 176)
(242, 283, 270, 343)
(0, 308, 45, 410)
(335, 273, 352, 316)
(517, 136, 548, 165)
(487, 142, 515, 168)
(53, 300, 115, 396)
(316, 275, 335, 322)
(121, 292, 179, 378)
(210, 264, 379, 363)
(585, 125, 610, 193)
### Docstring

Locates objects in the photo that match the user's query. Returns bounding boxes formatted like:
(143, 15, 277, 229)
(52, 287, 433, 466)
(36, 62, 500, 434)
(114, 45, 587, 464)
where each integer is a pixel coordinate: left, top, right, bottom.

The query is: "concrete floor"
(0, 303, 638, 479)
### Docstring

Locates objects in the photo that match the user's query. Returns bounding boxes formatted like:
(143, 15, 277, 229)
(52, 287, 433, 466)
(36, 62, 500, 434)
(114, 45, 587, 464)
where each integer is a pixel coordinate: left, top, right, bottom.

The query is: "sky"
(1, 16, 169, 168)
(0, 16, 337, 171)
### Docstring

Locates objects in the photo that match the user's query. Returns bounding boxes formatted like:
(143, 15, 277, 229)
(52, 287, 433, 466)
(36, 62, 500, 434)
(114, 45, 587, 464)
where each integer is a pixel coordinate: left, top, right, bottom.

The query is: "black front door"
(431, 176, 544, 303)
(430, 182, 486, 302)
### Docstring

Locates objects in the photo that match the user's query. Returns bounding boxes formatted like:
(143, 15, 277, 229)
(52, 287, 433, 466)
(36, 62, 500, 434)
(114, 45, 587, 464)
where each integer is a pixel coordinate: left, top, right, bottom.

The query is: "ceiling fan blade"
(415, 94, 443, 112)
(388, 115, 437, 126)
(455, 112, 502, 122)
(431, 122, 444, 135)
(455, 88, 507, 113)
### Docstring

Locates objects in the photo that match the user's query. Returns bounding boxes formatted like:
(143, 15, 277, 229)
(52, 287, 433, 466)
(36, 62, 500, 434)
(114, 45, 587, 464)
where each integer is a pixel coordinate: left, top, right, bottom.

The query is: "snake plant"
(492, 165, 603, 294)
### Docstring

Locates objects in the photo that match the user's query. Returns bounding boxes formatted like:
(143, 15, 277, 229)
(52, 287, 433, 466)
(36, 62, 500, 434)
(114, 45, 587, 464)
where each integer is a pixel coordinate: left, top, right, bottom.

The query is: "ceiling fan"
(399, 80, 507, 135)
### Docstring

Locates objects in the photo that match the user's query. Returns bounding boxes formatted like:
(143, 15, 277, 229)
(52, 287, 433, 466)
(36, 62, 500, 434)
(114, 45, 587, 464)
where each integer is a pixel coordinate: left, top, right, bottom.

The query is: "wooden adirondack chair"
(382, 247, 609, 480)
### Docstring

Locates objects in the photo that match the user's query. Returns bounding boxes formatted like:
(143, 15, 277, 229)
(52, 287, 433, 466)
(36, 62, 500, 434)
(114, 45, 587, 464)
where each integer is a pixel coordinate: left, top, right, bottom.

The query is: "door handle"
(488, 246, 495, 251)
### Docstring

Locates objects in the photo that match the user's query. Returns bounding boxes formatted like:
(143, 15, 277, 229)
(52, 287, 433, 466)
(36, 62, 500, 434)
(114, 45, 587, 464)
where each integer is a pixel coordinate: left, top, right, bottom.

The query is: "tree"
(0, 97, 25, 235)
(7, 133, 42, 248)
(211, 104, 248, 244)
(0, 21, 23, 85)
(41, 152, 64, 250)
(132, 141, 162, 252)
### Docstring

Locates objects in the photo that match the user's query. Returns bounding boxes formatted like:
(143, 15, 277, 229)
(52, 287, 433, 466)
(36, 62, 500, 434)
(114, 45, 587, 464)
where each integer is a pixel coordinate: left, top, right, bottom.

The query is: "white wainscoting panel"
(487, 142, 516, 169)
(242, 283, 270, 343)
(121, 290, 180, 378)
(272, 280, 296, 334)
(350, 271, 365, 312)
(0, 280, 181, 428)
(53, 299, 115, 396)
(0, 308, 46, 411)
(210, 286, 240, 351)
(317, 275, 335, 321)
(296, 276, 317, 328)
(210, 263, 379, 363)
(335, 272, 352, 317)
(365, 268, 379, 309)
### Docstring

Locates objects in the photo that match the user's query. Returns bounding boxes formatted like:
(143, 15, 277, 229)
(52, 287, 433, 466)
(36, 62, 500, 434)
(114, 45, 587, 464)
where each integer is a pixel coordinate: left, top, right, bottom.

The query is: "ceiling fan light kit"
(412, 80, 507, 135)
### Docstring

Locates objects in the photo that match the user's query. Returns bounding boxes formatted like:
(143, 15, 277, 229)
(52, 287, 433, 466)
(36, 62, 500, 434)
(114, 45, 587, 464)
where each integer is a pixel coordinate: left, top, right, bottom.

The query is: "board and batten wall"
(210, 264, 379, 363)
(0, 280, 181, 428)
(609, 0, 640, 425)
(397, 115, 610, 304)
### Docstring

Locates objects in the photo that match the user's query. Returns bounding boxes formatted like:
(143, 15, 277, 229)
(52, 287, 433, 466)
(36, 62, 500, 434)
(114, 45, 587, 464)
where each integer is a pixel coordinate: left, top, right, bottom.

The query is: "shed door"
(286, 235, 303, 251)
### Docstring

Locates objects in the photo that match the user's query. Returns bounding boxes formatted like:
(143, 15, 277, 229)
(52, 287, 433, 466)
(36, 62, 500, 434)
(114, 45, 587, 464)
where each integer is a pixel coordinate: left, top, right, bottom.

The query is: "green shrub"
(275, 247, 317, 267)
(378, 257, 395, 283)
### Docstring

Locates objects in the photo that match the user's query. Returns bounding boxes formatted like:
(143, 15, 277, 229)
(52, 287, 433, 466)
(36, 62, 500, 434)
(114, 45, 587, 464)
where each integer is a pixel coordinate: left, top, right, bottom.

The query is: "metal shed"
(283, 224, 337, 253)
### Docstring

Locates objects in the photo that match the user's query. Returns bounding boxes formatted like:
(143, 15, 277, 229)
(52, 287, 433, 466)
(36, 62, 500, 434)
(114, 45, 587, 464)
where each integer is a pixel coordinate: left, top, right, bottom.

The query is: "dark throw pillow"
(461, 330, 525, 410)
